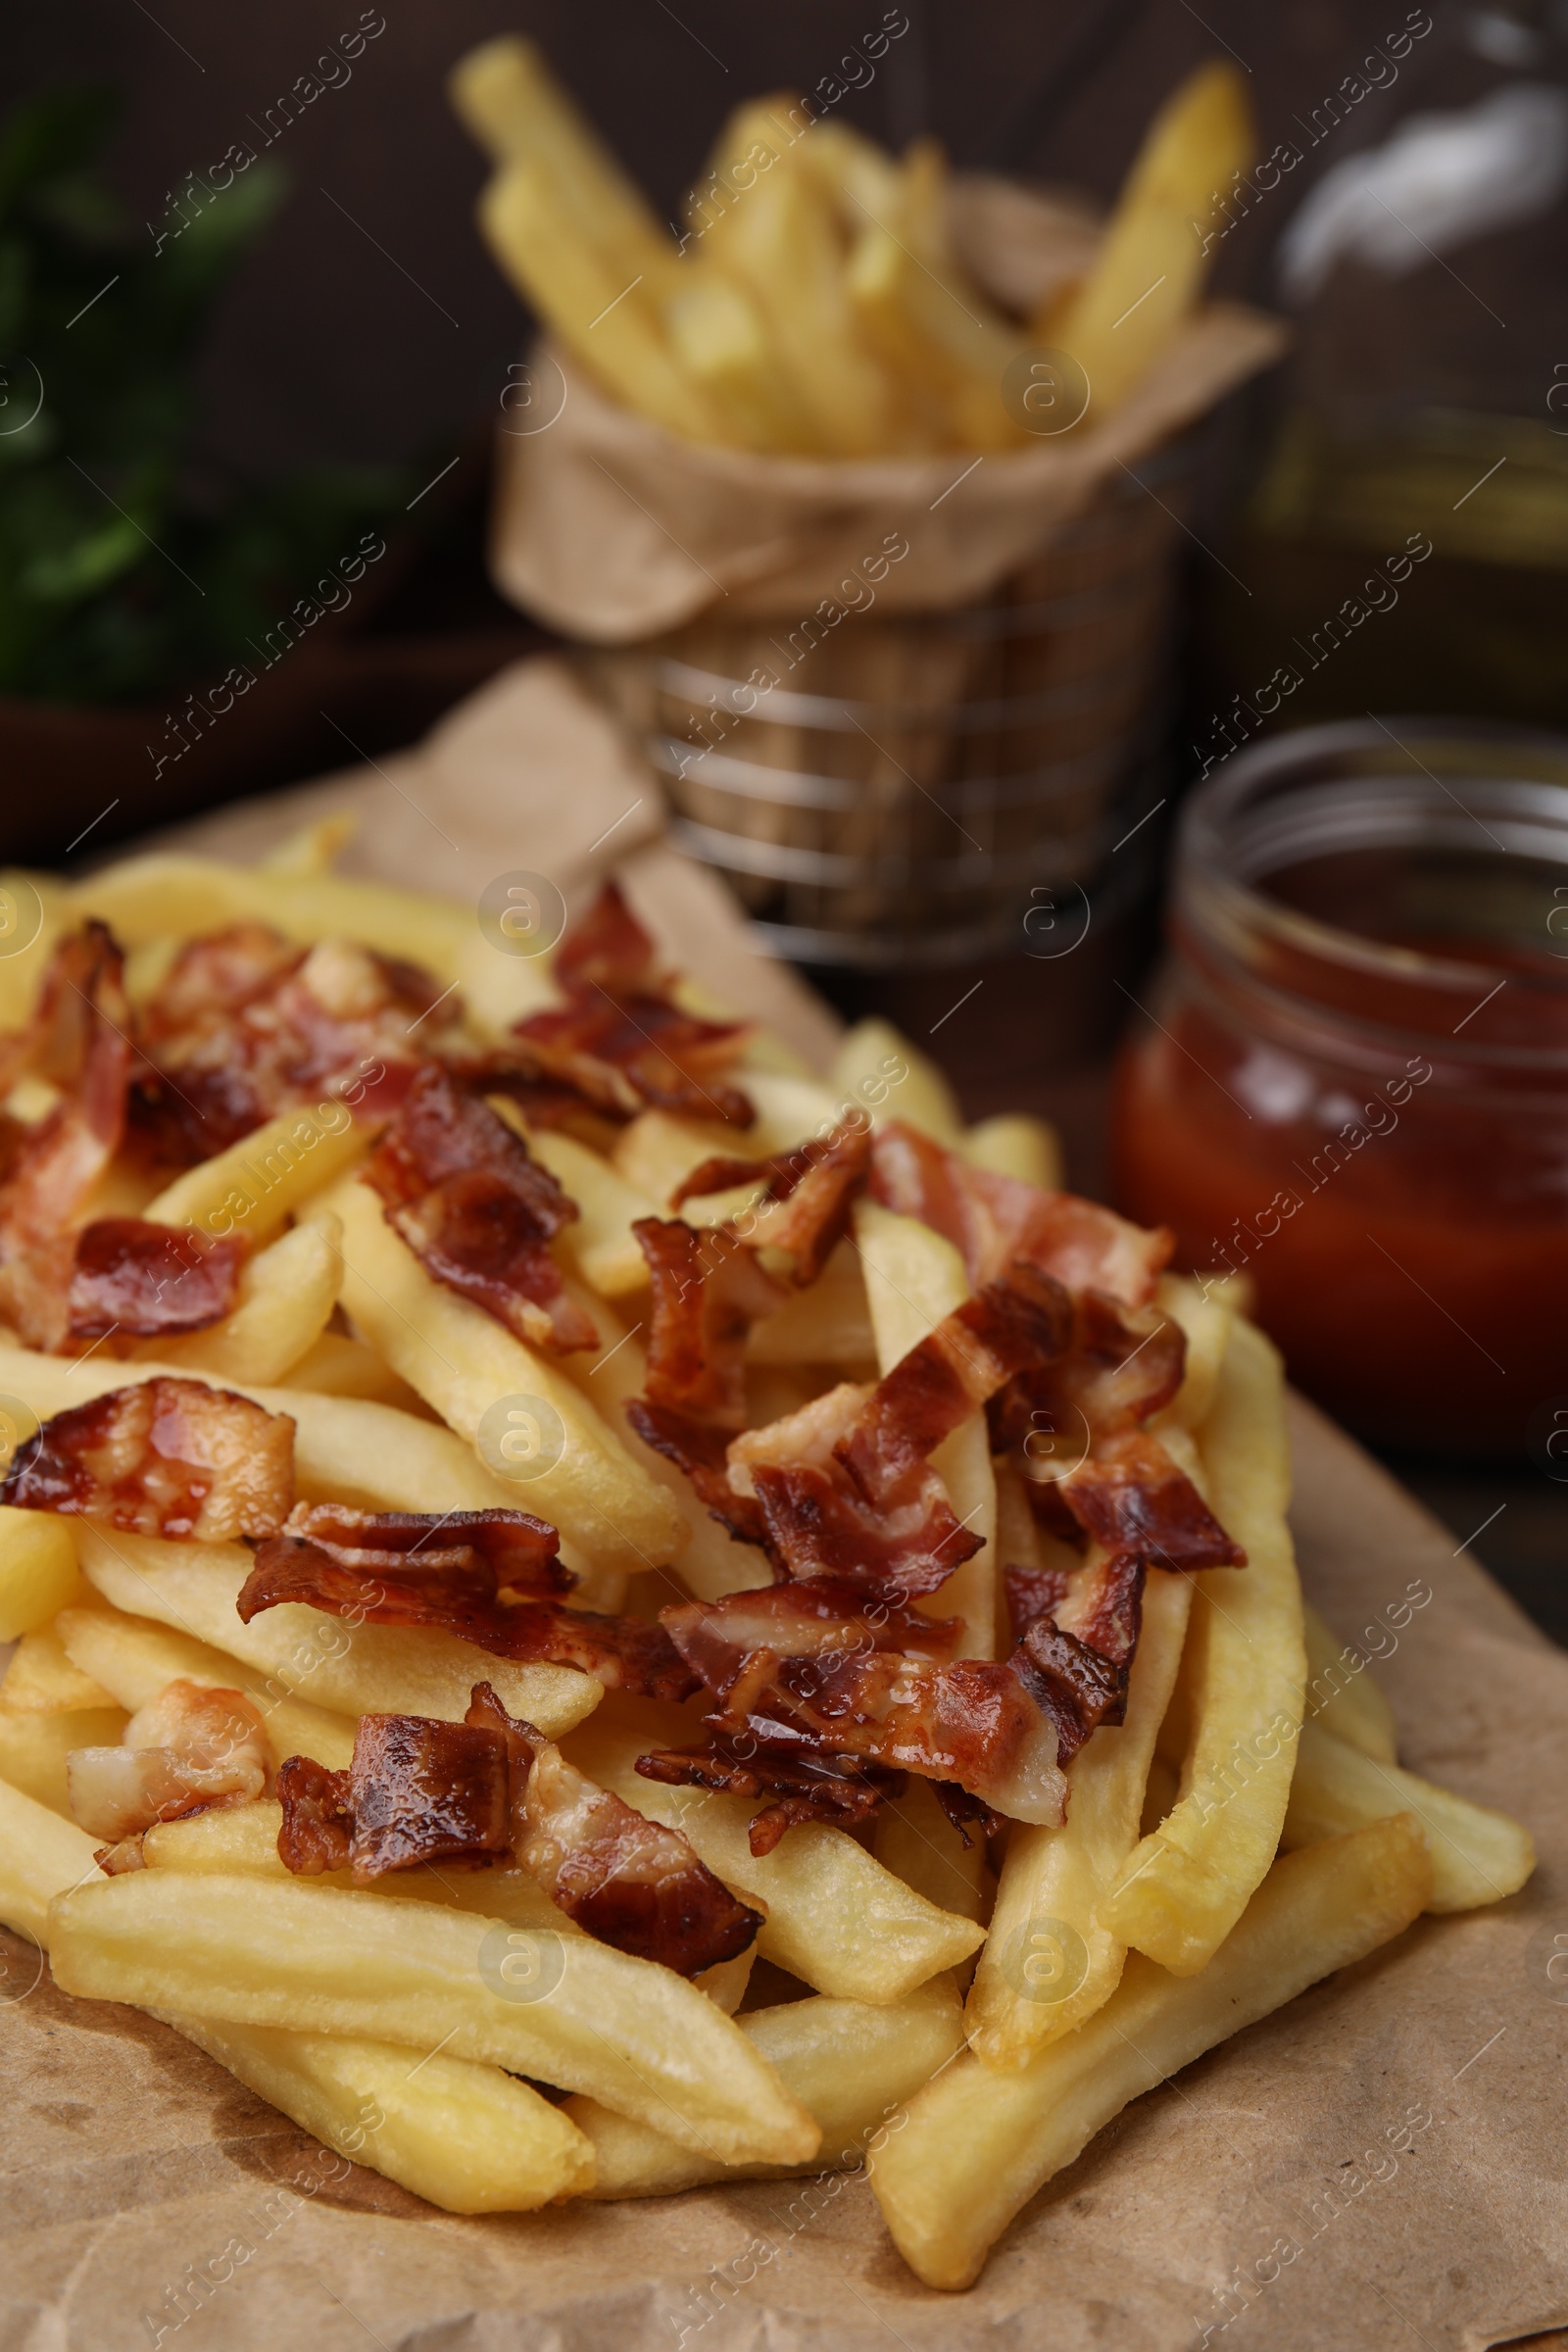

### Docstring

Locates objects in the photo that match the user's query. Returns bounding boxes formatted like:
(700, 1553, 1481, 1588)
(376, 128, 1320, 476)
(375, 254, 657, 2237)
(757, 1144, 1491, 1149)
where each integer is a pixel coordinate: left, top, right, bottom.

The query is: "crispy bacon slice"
(672, 1115, 873, 1283)
(622, 1398, 768, 1548)
(635, 1740, 906, 1858)
(275, 1500, 570, 1593)
(3, 1378, 294, 1539)
(275, 1714, 511, 1884)
(362, 1062, 597, 1353)
(132, 923, 458, 1157)
(241, 1513, 699, 1701)
(0, 924, 131, 1350)
(1004, 1562, 1073, 1643)
(636, 1217, 787, 1430)
(509, 883, 754, 1126)
(1060, 1428, 1247, 1572)
(504, 1724, 762, 1974)
(68, 1679, 270, 1862)
(275, 1754, 355, 1875)
(869, 1121, 1171, 1306)
(66, 1217, 247, 1343)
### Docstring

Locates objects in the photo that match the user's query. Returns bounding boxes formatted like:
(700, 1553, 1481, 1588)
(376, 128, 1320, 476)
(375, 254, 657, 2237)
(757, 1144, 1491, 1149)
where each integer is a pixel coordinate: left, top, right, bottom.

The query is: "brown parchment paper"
(488, 177, 1287, 643)
(4, 661, 1566, 2352)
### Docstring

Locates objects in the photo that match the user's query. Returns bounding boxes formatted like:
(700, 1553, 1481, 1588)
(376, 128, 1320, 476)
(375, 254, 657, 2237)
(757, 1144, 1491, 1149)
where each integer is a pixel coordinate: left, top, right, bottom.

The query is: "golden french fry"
(797, 118, 906, 236)
(1284, 1718, 1533, 1913)
(853, 1199, 997, 1658)
(870, 1816, 1432, 2290)
(144, 1217, 342, 1384)
(966, 1566, 1193, 2065)
(74, 1525, 600, 1738)
(874, 1780, 989, 1927)
(449, 35, 685, 301)
(73, 854, 471, 980)
(665, 269, 823, 454)
(478, 163, 725, 446)
(1301, 1599, 1399, 1762)
(49, 1870, 819, 2166)
(0, 1771, 104, 1943)
(570, 1720, 982, 2001)
(0, 1625, 115, 1714)
(610, 1106, 741, 1208)
(1155, 1272, 1234, 1433)
(270, 1331, 421, 1406)
(170, 2011, 595, 2213)
(1046, 62, 1254, 422)
(0, 1505, 81, 1642)
(319, 1176, 682, 1576)
(1098, 1317, 1306, 1974)
(748, 1238, 877, 1366)
(230, 2009, 597, 2202)
(958, 1113, 1063, 1192)
(831, 1016, 959, 1144)
(570, 1975, 963, 2197)
(56, 1603, 356, 1771)
(509, 1122, 659, 1297)
(141, 1102, 365, 1246)
(0, 1705, 127, 1818)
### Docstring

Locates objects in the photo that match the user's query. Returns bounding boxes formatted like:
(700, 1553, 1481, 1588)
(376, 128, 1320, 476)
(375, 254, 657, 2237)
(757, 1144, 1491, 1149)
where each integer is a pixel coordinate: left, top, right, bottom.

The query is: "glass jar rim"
(1175, 715, 1568, 1071)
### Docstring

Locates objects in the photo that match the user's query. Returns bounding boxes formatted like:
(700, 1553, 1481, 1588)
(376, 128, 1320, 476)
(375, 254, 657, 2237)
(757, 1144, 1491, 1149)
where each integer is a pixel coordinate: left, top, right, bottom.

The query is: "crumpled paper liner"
(488, 176, 1287, 643)
(9, 669, 1566, 2349)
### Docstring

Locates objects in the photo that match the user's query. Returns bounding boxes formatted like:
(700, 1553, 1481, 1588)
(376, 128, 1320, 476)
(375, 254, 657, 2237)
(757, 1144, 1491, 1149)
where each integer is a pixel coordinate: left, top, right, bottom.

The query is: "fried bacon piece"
(1004, 1562, 1073, 1644)
(622, 1398, 768, 1547)
(362, 1062, 597, 1352)
(241, 1506, 698, 1700)
(671, 1115, 874, 1284)
(3, 1378, 295, 1540)
(132, 923, 459, 1157)
(508, 882, 754, 1126)
(1060, 1428, 1248, 1573)
(636, 1217, 787, 1430)
(275, 1754, 355, 1875)
(636, 1740, 906, 1858)
(66, 1217, 247, 1344)
(869, 1120, 1171, 1306)
(68, 1679, 271, 1867)
(276, 1714, 511, 1884)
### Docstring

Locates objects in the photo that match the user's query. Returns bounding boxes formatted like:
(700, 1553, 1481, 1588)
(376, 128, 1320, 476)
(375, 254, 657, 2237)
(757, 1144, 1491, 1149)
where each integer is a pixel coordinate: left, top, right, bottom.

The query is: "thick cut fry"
(1099, 1317, 1306, 1973)
(1284, 1718, 1533, 1913)
(967, 1567, 1193, 2066)
(1155, 1272, 1232, 1433)
(747, 1237, 876, 1367)
(0, 1625, 115, 1714)
(665, 270, 822, 454)
(512, 1124, 659, 1298)
(1301, 1599, 1399, 1762)
(74, 1526, 599, 1737)
(0, 1345, 556, 1522)
(1047, 63, 1254, 421)
(0, 1771, 104, 1943)
(56, 1603, 355, 1770)
(0, 1506, 80, 1642)
(170, 2012, 595, 2213)
(610, 1108, 742, 1210)
(277, 1332, 424, 1406)
(319, 1177, 681, 1576)
(73, 854, 471, 981)
(49, 1871, 818, 2166)
(449, 35, 685, 300)
(874, 1779, 989, 1927)
(0, 1705, 127, 1818)
(830, 1017, 959, 1143)
(570, 1976, 963, 2197)
(847, 182, 1025, 453)
(571, 1721, 982, 2001)
(958, 1114, 1063, 1193)
(479, 163, 723, 445)
(145, 1218, 342, 1384)
(871, 1816, 1432, 2290)
(853, 1200, 997, 1657)
(141, 1102, 365, 1247)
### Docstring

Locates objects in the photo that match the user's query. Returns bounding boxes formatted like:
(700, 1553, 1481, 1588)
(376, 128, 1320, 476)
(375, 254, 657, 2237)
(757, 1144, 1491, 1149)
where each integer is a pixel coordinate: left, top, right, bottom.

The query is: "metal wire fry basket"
(584, 446, 1190, 968)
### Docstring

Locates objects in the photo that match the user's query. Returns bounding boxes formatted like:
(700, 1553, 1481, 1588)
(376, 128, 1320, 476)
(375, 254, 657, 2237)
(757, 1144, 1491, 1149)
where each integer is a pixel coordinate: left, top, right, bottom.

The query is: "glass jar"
(1110, 718, 1568, 1454)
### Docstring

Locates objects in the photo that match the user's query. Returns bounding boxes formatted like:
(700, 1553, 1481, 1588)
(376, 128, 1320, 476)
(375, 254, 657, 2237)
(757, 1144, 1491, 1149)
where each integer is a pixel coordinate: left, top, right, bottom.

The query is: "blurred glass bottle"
(1200, 0, 1568, 731)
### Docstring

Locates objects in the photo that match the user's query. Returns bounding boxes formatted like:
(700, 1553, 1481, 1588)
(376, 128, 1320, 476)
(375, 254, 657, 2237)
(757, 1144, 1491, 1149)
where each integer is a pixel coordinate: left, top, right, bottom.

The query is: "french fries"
(0, 1624, 115, 1714)
(55, 1602, 357, 1770)
(0, 1504, 81, 1641)
(142, 1103, 365, 1246)
(568, 1974, 964, 2196)
(142, 1217, 342, 1383)
(1302, 1597, 1399, 1762)
(49, 1871, 819, 2166)
(869, 1816, 1432, 2289)
(1099, 1317, 1306, 1974)
(0, 1770, 105, 1943)
(966, 1565, 1193, 2064)
(1284, 1718, 1535, 1912)
(73, 1525, 601, 1737)
(0, 1704, 127, 1817)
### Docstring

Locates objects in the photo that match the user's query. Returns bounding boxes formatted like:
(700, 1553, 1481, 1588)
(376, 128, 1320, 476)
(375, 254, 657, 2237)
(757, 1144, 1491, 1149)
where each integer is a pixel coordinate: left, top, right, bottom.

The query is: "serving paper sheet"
(2, 662, 1564, 2350)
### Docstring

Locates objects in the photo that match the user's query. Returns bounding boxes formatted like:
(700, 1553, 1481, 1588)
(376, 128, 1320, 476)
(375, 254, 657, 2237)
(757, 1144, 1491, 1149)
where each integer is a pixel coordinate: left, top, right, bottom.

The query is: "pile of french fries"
(452, 39, 1255, 454)
(0, 825, 1536, 2291)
